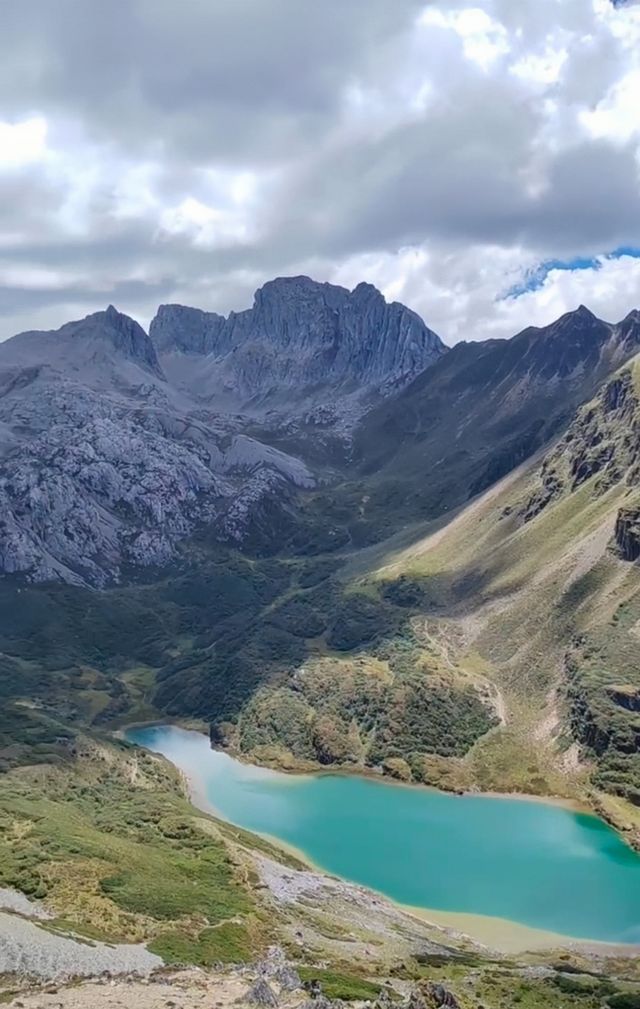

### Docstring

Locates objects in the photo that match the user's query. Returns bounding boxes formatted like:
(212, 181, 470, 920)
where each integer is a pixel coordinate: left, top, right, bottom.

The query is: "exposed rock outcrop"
(522, 360, 640, 523)
(606, 685, 640, 712)
(3, 305, 164, 382)
(0, 280, 446, 584)
(243, 979, 279, 1007)
(614, 506, 640, 561)
(422, 983, 461, 1009)
(0, 311, 316, 585)
(257, 947, 302, 992)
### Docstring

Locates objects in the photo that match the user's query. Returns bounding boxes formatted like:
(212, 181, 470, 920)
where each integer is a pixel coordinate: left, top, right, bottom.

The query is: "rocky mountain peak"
(504, 304, 614, 382)
(149, 276, 446, 413)
(150, 304, 226, 356)
(548, 304, 602, 336)
(254, 274, 346, 303)
(0, 306, 163, 380)
(98, 305, 163, 375)
(352, 281, 379, 298)
(575, 304, 597, 319)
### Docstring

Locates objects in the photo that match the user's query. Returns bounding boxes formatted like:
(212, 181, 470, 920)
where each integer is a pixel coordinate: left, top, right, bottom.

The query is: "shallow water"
(126, 724, 640, 944)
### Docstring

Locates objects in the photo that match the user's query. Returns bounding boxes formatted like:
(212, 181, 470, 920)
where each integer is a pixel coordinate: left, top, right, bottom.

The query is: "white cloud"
(327, 244, 640, 344)
(0, 117, 48, 169)
(419, 7, 510, 70)
(158, 196, 252, 247)
(581, 69, 640, 141)
(510, 44, 568, 86)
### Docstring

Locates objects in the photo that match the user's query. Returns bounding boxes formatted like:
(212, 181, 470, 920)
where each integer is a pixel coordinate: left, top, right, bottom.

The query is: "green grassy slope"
(0, 730, 265, 959)
(362, 358, 640, 836)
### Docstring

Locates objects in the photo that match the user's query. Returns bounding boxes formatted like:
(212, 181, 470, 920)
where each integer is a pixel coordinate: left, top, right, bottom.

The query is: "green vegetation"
(325, 591, 401, 651)
(567, 606, 640, 803)
(0, 702, 76, 772)
(608, 994, 640, 1009)
(0, 538, 497, 784)
(230, 616, 497, 774)
(0, 736, 253, 941)
(149, 921, 255, 965)
(297, 967, 381, 1000)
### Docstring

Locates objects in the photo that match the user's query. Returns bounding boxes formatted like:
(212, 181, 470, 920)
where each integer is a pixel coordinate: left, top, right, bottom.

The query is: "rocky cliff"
(2, 304, 164, 383)
(615, 505, 640, 562)
(523, 356, 640, 523)
(151, 276, 446, 414)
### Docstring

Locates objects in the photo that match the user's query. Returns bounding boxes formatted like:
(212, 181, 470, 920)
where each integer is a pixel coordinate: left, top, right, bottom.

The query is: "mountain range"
(2, 277, 640, 1000)
(0, 278, 443, 585)
(2, 279, 639, 588)
(1, 278, 640, 820)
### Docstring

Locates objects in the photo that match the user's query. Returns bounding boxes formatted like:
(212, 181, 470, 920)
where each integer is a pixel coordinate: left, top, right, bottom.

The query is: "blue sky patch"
(505, 247, 640, 299)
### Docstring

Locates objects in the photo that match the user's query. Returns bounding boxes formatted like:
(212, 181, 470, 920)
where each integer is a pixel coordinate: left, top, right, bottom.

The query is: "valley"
(1, 283, 640, 1005)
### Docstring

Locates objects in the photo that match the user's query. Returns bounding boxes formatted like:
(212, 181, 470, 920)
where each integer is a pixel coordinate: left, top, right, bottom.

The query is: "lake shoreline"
(118, 717, 588, 814)
(122, 722, 640, 955)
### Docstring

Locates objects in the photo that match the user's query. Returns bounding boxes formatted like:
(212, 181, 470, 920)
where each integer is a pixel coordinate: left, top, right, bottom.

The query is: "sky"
(1, 0, 640, 345)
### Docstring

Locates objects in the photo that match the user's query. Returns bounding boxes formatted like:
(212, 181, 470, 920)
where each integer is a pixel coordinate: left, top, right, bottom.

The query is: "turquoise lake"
(126, 724, 640, 944)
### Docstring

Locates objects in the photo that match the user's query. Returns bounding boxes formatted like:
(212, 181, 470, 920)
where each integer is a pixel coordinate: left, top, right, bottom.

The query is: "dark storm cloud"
(0, 0, 424, 161)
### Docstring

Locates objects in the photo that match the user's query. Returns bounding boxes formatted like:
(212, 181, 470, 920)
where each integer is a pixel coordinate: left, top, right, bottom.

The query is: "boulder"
(243, 980, 278, 1007)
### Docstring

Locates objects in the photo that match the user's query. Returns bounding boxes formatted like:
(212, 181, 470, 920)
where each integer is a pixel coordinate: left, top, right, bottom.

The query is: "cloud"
(505, 248, 640, 298)
(0, 0, 640, 343)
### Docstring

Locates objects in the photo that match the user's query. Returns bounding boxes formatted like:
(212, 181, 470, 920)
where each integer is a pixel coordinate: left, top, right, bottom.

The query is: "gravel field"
(0, 911, 162, 980)
(0, 888, 52, 920)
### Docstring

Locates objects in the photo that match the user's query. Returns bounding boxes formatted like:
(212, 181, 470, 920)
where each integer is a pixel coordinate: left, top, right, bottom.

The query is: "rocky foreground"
(1, 946, 461, 1009)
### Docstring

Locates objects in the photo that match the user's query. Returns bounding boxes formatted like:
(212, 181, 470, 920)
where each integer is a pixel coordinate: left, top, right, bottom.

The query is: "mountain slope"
(0, 304, 165, 385)
(0, 280, 448, 585)
(2, 293, 640, 791)
(348, 306, 640, 538)
(362, 355, 640, 837)
(1, 290, 640, 822)
(2, 291, 638, 586)
(0, 306, 316, 585)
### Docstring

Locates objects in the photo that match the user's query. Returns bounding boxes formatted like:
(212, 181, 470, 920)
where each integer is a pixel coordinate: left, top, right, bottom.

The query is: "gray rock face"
(151, 276, 445, 414)
(0, 313, 315, 585)
(151, 303, 227, 356)
(0, 279, 446, 586)
(615, 506, 640, 562)
(3, 304, 164, 382)
(421, 982, 460, 1009)
(256, 947, 302, 992)
(243, 980, 279, 1007)
(0, 412, 221, 585)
